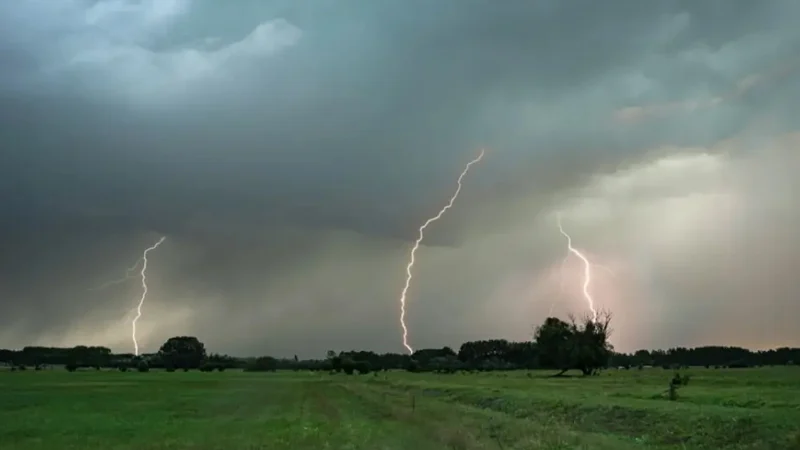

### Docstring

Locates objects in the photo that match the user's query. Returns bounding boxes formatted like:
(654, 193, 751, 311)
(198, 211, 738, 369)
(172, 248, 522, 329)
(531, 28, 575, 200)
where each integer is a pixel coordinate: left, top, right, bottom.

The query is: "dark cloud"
(1, 0, 798, 356)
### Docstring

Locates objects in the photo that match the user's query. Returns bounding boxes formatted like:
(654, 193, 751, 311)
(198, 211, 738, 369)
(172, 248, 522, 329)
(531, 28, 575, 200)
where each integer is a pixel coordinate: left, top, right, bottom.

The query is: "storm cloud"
(1, 0, 798, 356)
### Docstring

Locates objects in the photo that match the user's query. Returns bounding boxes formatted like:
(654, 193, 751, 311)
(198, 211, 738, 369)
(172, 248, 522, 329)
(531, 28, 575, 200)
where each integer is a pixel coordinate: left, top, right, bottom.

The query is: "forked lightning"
(556, 214, 598, 321)
(399, 150, 485, 354)
(131, 236, 166, 355)
(87, 260, 142, 292)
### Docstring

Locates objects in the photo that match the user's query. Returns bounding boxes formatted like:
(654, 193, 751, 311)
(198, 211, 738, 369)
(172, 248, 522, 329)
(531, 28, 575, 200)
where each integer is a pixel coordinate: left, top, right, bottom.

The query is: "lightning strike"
(399, 149, 485, 354)
(556, 215, 598, 322)
(132, 236, 166, 356)
(551, 253, 615, 316)
(87, 260, 142, 291)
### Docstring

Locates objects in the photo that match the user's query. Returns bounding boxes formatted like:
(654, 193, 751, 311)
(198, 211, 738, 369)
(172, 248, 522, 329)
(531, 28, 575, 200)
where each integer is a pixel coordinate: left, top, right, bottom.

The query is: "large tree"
(534, 317, 574, 374)
(534, 312, 613, 376)
(158, 336, 207, 370)
(568, 312, 614, 375)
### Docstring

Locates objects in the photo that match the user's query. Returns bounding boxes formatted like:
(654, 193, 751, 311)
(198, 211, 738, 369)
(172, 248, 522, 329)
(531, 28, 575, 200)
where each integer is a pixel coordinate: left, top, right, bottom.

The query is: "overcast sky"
(1, 0, 798, 357)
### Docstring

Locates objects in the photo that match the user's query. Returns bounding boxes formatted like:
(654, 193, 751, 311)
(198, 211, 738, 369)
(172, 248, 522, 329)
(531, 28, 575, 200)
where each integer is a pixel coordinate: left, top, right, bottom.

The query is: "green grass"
(2, 367, 799, 449)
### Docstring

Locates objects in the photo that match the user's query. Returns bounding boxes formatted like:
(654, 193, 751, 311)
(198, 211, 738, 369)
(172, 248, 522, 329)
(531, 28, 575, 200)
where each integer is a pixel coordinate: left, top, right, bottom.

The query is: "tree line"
(1, 314, 797, 374)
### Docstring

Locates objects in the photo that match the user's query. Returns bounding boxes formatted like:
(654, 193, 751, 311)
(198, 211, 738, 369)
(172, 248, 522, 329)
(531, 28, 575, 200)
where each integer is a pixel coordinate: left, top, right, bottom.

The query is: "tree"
(568, 312, 613, 375)
(341, 358, 356, 375)
(533, 312, 613, 376)
(158, 336, 207, 370)
(244, 356, 278, 372)
(354, 361, 372, 374)
(534, 317, 574, 375)
(429, 355, 461, 373)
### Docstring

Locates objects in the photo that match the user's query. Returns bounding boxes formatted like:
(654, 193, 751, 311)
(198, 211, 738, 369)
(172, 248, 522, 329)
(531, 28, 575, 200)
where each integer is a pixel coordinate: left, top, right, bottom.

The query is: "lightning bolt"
(551, 251, 615, 317)
(399, 149, 485, 354)
(132, 236, 166, 356)
(87, 260, 142, 291)
(556, 215, 598, 322)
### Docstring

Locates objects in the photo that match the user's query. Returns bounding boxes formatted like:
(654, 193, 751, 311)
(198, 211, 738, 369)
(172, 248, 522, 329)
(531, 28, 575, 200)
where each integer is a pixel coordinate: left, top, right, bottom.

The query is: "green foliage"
(199, 362, 227, 372)
(331, 356, 343, 373)
(65, 363, 78, 372)
(244, 356, 278, 372)
(666, 372, 692, 400)
(354, 361, 371, 374)
(4, 337, 798, 376)
(568, 313, 614, 375)
(204, 353, 236, 371)
(341, 358, 355, 375)
(158, 337, 207, 370)
(136, 360, 149, 373)
(533, 312, 613, 375)
(163, 360, 175, 372)
(428, 355, 462, 373)
(533, 317, 575, 371)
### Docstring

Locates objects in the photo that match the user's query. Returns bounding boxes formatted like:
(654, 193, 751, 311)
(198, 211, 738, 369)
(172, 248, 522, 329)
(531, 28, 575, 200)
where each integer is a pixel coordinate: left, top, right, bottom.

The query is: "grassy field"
(1, 367, 799, 449)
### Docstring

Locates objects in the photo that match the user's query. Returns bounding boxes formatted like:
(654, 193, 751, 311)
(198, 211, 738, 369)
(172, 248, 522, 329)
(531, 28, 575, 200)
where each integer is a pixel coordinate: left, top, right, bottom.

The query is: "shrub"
(118, 364, 128, 372)
(65, 363, 78, 372)
(244, 357, 278, 372)
(137, 361, 150, 372)
(667, 372, 691, 400)
(338, 357, 356, 375)
(355, 361, 371, 375)
(165, 366, 176, 372)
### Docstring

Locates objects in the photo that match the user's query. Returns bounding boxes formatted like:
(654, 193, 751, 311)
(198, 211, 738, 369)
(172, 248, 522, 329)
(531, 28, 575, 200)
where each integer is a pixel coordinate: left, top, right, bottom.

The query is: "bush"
(244, 356, 278, 372)
(165, 366, 176, 372)
(65, 363, 78, 372)
(137, 361, 150, 372)
(118, 364, 128, 372)
(355, 361, 371, 375)
(199, 363, 215, 372)
(667, 372, 691, 401)
(341, 358, 356, 375)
